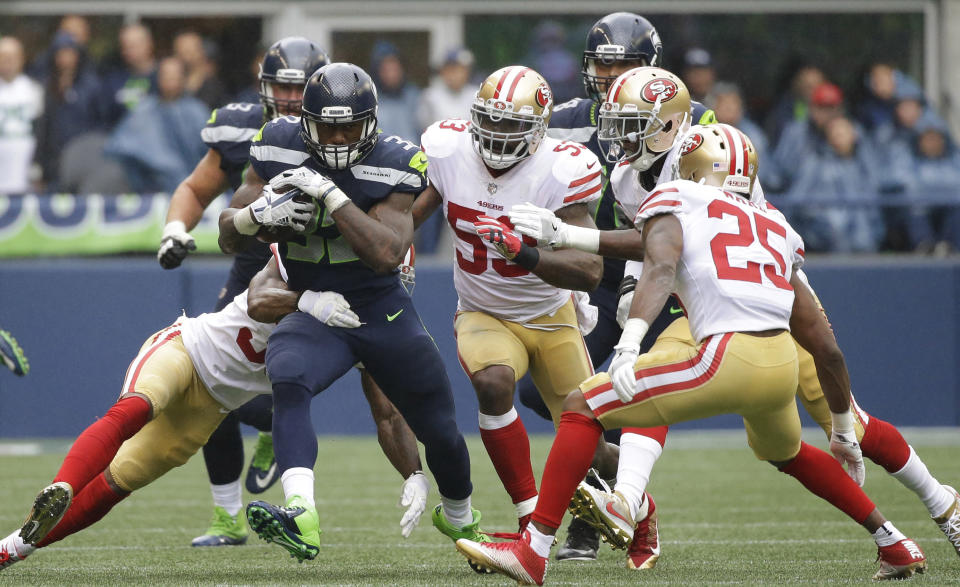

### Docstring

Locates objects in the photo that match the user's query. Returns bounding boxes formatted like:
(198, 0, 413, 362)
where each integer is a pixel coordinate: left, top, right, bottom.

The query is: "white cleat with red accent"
(626, 493, 660, 569)
(456, 529, 547, 586)
(569, 480, 647, 550)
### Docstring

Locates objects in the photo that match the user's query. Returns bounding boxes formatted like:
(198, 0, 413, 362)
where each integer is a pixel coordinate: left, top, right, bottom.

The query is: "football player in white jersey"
(456, 123, 928, 584)
(0, 252, 426, 570)
(414, 65, 616, 533)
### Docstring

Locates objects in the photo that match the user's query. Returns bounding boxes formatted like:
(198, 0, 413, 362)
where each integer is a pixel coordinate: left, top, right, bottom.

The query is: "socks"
(891, 448, 955, 518)
(38, 473, 126, 547)
(872, 521, 907, 547)
(54, 396, 151, 494)
(210, 480, 243, 517)
(859, 417, 911, 472)
(781, 442, 876, 524)
(615, 431, 665, 519)
(201, 411, 244, 484)
(531, 412, 603, 530)
(280, 467, 315, 506)
(526, 525, 553, 557)
(478, 408, 538, 508)
(441, 495, 473, 528)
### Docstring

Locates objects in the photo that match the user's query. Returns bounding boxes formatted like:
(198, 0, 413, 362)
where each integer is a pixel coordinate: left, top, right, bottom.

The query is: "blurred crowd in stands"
(1, 16, 958, 255)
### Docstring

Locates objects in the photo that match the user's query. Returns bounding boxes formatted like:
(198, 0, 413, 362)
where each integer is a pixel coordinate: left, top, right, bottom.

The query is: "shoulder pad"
(421, 119, 470, 159)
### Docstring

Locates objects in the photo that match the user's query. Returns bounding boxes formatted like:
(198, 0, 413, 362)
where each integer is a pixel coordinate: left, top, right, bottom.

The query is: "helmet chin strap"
(629, 141, 668, 172)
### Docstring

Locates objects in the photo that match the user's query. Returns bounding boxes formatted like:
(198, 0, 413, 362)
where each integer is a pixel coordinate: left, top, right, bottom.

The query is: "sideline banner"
(0, 194, 229, 257)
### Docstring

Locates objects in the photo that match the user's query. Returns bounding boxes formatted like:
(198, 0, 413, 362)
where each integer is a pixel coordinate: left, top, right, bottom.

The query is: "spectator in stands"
(233, 45, 266, 105)
(769, 81, 845, 192)
(34, 32, 104, 189)
(523, 21, 579, 104)
(765, 61, 825, 145)
(173, 31, 228, 108)
(28, 15, 93, 81)
(370, 41, 421, 142)
(0, 36, 44, 194)
(712, 81, 768, 166)
(102, 23, 158, 127)
(416, 47, 476, 131)
(856, 62, 900, 132)
(105, 57, 209, 193)
(903, 119, 960, 255)
(783, 116, 883, 253)
(682, 47, 717, 108)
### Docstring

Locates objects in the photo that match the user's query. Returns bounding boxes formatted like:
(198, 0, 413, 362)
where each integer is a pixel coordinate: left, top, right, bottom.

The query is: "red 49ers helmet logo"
(681, 133, 703, 155)
(641, 78, 678, 103)
(535, 85, 552, 108)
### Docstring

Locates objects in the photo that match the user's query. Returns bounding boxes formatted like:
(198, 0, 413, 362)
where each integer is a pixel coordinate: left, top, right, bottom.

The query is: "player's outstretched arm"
(509, 202, 646, 261)
(411, 184, 442, 230)
(526, 203, 603, 291)
(218, 166, 267, 254)
(247, 257, 299, 323)
(159, 149, 231, 269)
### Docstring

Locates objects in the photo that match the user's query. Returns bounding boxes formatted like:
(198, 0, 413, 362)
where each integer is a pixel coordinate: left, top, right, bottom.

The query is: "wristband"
(830, 409, 856, 436)
(162, 220, 187, 239)
(619, 317, 650, 348)
(233, 207, 260, 236)
(320, 184, 350, 214)
(560, 224, 600, 253)
(514, 243, 540, 270)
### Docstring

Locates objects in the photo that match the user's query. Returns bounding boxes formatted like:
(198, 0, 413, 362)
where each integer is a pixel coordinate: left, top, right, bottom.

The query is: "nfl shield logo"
(487, 183, 498, 195)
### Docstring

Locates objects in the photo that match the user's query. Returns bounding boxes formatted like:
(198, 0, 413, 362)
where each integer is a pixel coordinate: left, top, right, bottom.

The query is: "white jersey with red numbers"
(180, 290, 273, 410)
(421, 119, 603, 322)
(635, 179, 805, 342)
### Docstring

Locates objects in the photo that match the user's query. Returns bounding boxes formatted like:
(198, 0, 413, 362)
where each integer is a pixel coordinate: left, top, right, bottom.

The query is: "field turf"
(0, 430, 958, 585)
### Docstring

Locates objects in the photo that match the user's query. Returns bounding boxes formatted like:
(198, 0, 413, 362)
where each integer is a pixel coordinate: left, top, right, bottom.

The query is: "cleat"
(874, 538, 927, 580)
(245, 432, 280, 494)
(0, 534, 29, 570)
(556, 517, 598, 561)
(19, 482, 72, 545)
(191, 506, 248, 546)
(933, 485, 960, 558)
(0, 330, 28, 377)
(569, 480, 644, 550)
(432, 504, 493, 574)
(456, 529, 547, 586)
(626, 493, 660, 569)
(246, 496, 320, 562)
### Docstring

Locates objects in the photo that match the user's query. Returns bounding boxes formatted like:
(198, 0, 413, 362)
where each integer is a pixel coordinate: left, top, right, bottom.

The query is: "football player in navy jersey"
(514, 12, 717, 563)
(157, 38, 421, 550)
(218, 63, 483, 563)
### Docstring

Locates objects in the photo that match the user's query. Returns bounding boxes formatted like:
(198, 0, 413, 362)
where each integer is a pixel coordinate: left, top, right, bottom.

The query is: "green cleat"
(432, 504, 493, 574)
(246, 495, 320, 562)
(0, 330, 28, 377)
(246, 432, 280, 494)
(191, 506, 248, 547)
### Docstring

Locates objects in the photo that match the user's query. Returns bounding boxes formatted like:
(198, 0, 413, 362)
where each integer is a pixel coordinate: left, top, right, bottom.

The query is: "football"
(256, 190, 316, 242)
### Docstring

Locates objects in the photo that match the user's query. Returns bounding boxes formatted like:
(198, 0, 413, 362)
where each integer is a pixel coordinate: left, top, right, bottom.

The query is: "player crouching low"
(453, 125, 927, 584)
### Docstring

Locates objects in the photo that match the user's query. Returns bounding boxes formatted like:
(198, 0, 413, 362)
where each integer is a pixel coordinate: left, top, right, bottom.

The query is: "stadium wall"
(0, 257, 956, 438)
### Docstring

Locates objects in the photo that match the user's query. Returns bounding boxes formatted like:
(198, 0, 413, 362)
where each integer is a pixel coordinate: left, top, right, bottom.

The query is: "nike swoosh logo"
(606, 502, 632, 525)
(386, 309, 404, 322)
(253, 462, 278, 490)
(669, 306, 683, 315)
(587, 161, 597, 169)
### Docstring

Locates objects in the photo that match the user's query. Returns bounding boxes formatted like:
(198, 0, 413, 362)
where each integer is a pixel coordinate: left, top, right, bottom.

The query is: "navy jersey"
(201, 102, 266, 190)
(250, 117, 428, 304)
(202, 101, 271, 302)
(548, 97, 624, 291)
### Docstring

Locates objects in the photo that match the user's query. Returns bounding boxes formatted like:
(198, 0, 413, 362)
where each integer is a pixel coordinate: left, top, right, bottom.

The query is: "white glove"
(298, 290, 362, 328)
(616, 290, 634, 329)
(829, 410, 865, 487)
(509, 202, 566, 247)
(157, 221, 196, 269)
(237, 184, 317, 234)
(609, 342, 640, 403)
(398, 471, 429, 538)
(270, 166, 350, 213)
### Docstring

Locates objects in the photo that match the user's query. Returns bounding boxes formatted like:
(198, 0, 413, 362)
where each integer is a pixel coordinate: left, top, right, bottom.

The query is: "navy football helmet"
(259, 37, 330, 119)
(299, 63, 379, 170)
(582, 13, 663, 102)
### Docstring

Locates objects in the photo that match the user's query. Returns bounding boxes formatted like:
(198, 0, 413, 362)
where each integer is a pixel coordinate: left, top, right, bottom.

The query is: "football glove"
(157, 221, 196, 269)
(830, 410, 865, 487)
(509, 202, 566, 247)
(616, 276, 638, 329)
(270, 166, 350, 213)
(398, 471, 429, 538)
(237, 184, 318, 235)
(474, 215, 523, 259)
(298, 290, 362, 328)
(609, 342, 640, 403)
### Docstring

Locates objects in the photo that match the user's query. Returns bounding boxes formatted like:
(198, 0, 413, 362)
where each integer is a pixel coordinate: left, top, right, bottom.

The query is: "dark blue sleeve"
(202, 102, 264, 171)
(249, 116, 311, 182)
(374, 135, 429, 196)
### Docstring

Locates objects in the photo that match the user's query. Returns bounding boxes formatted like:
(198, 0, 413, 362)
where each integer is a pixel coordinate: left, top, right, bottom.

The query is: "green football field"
(0, 430, 958, 585)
